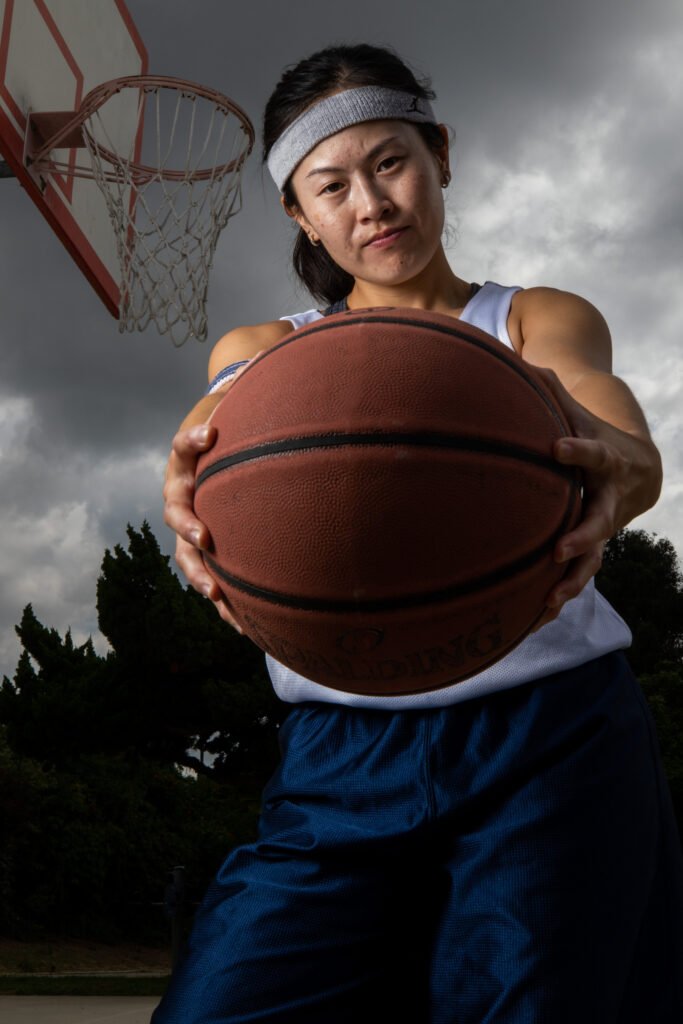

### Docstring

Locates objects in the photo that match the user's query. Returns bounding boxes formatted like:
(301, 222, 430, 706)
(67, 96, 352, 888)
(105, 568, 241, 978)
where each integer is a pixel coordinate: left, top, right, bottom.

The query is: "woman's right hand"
(164, 325, 288, 630)
(163, 419, 243, 631)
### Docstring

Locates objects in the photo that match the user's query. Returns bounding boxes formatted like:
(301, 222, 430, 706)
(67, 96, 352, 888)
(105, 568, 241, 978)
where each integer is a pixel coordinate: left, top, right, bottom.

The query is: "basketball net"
(31, 77, 254, 346)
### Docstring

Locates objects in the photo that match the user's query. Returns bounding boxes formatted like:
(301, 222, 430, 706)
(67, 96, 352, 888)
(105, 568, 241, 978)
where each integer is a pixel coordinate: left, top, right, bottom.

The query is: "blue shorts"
(152, 652, 683, 1023)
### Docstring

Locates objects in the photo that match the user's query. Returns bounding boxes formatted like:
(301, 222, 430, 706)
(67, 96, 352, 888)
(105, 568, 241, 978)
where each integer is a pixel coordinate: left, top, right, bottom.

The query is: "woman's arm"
(510, 287, 663, 622)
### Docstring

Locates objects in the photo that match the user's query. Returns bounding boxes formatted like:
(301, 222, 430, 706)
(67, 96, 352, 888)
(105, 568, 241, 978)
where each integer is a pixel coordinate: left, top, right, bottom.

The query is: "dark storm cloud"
(0, 0, 681, 677)
(0, 186, 208, 450)
(129, 0, 682, 160)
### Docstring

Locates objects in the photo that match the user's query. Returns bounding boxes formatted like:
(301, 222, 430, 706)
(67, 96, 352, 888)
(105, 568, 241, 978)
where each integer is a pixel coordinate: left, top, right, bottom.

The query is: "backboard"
(0, 0, 148, 316)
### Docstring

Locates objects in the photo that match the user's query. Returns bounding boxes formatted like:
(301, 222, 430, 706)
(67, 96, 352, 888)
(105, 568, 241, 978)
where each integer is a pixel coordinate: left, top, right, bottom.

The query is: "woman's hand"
(163, 411, 243, 631)
(509, 288, 663, 630)
(531, 366, 662, 628)
(162, 336, 279, 630)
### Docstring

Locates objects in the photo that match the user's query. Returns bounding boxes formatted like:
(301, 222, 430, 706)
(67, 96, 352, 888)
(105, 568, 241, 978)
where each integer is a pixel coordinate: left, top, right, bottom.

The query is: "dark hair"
(263, 44, 444, 306)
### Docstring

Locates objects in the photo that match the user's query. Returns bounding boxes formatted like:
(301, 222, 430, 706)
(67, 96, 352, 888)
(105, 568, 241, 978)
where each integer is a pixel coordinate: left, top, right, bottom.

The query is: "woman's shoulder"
(207, 319, 296, 380)
(508, 286, 612, 364)
(511, 285, 605, 320)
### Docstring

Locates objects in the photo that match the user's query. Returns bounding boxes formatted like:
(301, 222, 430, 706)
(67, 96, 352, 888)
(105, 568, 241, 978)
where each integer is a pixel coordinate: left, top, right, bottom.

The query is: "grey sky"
(0, 0, 681, 675)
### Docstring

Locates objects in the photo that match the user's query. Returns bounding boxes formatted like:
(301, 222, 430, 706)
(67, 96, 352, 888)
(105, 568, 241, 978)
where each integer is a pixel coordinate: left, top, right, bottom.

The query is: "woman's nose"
(355, 178, 393, 221)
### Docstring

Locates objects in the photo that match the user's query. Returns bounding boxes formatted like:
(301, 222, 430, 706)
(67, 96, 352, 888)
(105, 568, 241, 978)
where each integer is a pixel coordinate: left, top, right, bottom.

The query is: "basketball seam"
(203, 537, 553, 612)
(195, 432, 580, 489)
(228, 312, 569, 433)
(202, 481, 580, 612)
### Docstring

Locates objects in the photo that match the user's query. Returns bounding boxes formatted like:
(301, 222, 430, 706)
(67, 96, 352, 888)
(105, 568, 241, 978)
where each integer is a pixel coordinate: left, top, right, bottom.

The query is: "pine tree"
(0, 606, 109, 767)
(95, 522, 284, 776)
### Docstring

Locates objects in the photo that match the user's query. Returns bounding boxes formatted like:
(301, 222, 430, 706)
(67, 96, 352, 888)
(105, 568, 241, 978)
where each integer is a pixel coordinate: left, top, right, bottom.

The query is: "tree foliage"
(0, 522, 286, 778)
(596, 528, 683, 832)
(596, 528, 683, 675)
(0, 725, 262, 940)
(0, 523, 286, 938)
(0, 610, 108, 766)
(97, 523, 287, 776)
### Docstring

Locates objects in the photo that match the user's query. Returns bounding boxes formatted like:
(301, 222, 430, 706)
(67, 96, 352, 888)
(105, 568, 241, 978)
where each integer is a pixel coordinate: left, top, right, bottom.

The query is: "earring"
(308, 234, 321, 247)
(441, 168, 451, 189)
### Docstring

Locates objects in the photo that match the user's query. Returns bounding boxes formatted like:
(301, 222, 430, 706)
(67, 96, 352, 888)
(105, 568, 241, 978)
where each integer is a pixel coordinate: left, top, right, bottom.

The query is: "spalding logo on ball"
(194, 308, 582, 696)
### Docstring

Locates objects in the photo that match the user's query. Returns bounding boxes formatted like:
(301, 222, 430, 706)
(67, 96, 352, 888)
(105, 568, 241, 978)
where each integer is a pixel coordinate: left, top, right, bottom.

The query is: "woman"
(155, 44, 682, 1024)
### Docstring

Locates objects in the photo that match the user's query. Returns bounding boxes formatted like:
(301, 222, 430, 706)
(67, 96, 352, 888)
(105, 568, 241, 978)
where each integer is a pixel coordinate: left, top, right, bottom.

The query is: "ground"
(0, 938, 170, 976)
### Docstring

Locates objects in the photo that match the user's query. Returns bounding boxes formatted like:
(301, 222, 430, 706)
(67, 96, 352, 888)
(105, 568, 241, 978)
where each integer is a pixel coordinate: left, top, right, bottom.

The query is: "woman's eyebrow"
(304, 136, 402, 178)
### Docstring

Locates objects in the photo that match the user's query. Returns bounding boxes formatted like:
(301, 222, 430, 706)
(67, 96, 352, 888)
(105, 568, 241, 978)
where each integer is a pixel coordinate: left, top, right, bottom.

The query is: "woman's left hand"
(508, 288, 663, 630)
(530, 365, 662, 628)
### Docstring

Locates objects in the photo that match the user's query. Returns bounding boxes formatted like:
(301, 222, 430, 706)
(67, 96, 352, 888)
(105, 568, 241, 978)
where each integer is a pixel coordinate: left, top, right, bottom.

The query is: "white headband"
(267, 85, 437, 192)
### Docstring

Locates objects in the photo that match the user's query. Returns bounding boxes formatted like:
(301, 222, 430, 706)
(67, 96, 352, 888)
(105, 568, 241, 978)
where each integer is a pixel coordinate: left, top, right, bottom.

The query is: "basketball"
(194, 308, 582, 696)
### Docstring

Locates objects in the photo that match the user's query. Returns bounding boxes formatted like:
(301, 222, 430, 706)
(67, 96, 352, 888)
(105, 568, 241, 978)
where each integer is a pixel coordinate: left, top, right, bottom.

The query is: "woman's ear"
(438, 126, 454, 173)
(436, 124, 451, 181)
(281, 194, 307, 228)
(280, 195, 320, 246)
(280, 193, 295, 218)
(436, 124, 450, 151)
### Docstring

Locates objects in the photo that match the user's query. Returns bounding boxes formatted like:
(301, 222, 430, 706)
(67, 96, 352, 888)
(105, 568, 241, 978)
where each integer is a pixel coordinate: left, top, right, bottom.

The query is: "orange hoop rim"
(29, 74, 255, 184)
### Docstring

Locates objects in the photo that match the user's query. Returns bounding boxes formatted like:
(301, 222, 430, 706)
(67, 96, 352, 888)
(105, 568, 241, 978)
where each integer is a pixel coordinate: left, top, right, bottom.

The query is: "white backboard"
(0, 0, 148, 315)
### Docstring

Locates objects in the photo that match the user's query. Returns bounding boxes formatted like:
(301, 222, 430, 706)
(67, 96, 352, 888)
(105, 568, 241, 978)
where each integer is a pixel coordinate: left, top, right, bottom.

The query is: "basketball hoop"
(26, 76, 255, 346)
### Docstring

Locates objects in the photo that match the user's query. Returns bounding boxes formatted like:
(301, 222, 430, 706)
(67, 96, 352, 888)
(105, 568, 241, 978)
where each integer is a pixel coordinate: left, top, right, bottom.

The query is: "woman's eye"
(378, 155, 401, 172)
(320, 181, 344, 195)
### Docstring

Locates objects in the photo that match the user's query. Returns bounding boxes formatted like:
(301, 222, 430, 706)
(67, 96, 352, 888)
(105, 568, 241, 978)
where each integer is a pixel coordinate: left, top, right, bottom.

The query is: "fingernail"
(556, 441, 572, 459)
(190, 528, 202, 547)
(195, 425, 210, 443)
(201, 581, 213, 598)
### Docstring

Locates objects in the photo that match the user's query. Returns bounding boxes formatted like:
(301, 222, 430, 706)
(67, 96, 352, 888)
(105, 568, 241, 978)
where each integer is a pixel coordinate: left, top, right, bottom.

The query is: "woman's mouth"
(365, 228, 407, 248)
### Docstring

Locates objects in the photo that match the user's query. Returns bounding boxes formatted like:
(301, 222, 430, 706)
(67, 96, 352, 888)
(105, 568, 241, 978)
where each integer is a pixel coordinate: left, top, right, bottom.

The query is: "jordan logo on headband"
(406, 96, 422, 113)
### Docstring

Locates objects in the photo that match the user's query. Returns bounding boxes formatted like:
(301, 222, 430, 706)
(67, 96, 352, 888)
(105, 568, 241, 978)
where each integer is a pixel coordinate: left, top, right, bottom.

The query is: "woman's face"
(287, 118, 449, 289)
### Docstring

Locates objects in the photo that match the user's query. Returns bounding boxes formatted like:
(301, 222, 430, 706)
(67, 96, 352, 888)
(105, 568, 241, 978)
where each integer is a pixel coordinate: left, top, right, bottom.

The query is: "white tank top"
(265, 282, 631, 708)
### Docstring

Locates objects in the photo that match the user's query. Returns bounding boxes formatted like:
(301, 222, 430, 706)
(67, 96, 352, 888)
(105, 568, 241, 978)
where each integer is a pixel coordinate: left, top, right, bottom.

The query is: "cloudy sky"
(0, 0, 681, 677)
